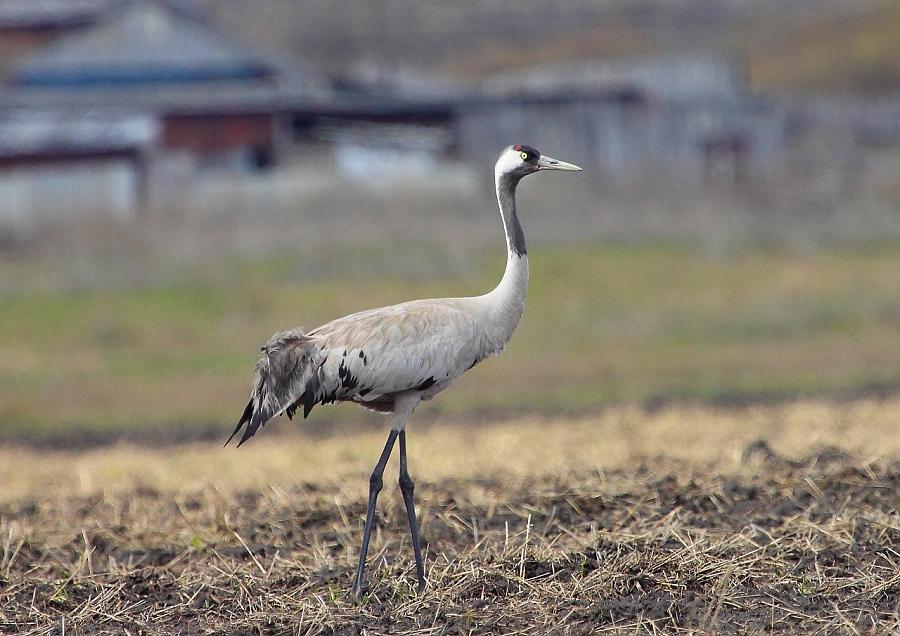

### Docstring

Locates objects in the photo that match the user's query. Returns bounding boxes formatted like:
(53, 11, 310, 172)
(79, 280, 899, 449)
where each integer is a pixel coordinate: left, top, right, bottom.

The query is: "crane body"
(228, 145, 581, 599)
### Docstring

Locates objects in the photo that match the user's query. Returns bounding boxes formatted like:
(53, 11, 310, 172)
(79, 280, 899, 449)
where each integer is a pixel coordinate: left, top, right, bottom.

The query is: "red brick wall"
(161, 114, 273, 153)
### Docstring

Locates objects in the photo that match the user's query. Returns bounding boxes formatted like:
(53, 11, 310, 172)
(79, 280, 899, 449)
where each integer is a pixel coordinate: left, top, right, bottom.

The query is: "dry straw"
(3, 398, 900, 633)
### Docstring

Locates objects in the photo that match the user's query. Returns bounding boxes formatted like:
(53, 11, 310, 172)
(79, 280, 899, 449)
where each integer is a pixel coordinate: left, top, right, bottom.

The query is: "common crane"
(227, 144, 581, 599)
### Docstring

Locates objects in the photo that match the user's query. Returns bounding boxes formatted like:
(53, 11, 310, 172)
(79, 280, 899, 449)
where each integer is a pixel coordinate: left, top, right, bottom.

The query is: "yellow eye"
(520, 152, 528, 160)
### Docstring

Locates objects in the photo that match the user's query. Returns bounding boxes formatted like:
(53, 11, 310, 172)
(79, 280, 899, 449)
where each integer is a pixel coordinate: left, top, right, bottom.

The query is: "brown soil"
(2, 441, 900, 634)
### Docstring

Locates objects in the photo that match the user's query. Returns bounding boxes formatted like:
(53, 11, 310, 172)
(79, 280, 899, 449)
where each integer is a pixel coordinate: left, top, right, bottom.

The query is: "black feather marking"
(468, 359, 479, 370)
(304, 392, 315, 418)
(229, 399, 275, 447)
(303, 373, 320, 418)
(239, 407, 269, 446)
(338, 361, 359, 391)
(359, 387, 372, 397)
(417, 376, 437, 391)
(286, 402, 298, 420)
(358, 350, 368, 365)
(225, 399, 254, 446)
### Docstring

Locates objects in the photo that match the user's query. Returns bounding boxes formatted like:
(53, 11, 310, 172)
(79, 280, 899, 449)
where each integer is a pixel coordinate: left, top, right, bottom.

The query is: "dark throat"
(497, 174, 527, 257)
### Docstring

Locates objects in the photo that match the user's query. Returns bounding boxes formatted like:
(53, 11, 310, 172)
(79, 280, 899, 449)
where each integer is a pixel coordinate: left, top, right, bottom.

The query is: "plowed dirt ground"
(3, 399, 900, 634)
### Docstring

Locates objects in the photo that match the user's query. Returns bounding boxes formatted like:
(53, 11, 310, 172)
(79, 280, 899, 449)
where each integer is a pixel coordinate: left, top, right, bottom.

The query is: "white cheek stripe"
(494, 147, 524, 184)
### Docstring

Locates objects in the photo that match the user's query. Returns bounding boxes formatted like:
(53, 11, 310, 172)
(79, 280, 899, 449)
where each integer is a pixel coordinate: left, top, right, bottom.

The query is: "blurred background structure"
(0, 0, 899, 243)
(1, 0, 900, 442)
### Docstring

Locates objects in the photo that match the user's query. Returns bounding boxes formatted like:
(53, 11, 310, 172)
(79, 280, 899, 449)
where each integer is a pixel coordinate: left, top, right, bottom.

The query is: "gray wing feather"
(227, 328, 322, 446)
(310, 299, 484, 404)
(231, 298, 492, 444)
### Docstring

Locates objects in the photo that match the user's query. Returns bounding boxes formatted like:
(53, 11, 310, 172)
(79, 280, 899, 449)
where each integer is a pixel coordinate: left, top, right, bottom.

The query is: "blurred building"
(456, 57, 784, 184)
(0, 0, 333, 222)
(1, 0, 898, 237)
(0, 0, 123, 79)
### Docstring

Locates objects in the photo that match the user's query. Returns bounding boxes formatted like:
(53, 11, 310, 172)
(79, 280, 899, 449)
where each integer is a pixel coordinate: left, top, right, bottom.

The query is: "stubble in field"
(3, 398, 900, 634)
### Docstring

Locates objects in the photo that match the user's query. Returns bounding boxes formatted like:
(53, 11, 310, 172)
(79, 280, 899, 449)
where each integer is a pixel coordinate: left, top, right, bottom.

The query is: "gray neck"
(496, 173, 527, 257)
(473, 169, 529, 353)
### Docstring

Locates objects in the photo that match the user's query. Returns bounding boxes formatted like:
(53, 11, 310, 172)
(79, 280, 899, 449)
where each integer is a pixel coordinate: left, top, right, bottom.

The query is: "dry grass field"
(6, 0, 900, 631)
(5, 241, 900, 441)
(3, 397, 900, 634)
(4, 236, 900, 633)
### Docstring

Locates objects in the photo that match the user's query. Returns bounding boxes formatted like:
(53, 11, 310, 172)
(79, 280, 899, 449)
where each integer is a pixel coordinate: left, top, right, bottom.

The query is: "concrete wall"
(0, 159, 138, 227)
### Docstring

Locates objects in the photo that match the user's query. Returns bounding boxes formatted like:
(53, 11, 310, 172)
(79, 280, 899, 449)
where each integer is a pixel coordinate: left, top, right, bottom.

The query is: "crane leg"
(350, 428, 398, 601)
(398, 431, 426, 593)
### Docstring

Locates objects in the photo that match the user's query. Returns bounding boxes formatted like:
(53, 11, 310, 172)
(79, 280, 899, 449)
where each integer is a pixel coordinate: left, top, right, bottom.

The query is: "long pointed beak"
(536, 155, 582, 171)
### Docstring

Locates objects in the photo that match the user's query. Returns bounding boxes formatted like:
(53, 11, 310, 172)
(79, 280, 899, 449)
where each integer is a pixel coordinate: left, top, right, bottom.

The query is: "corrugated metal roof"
(13, 4, 271, 85)
(0, 0, 123, 29)
(481, 57, 744, 102)
(0, 2, 335, 114)
(0, 109, 157, 156)
(0, 77, 334, 115)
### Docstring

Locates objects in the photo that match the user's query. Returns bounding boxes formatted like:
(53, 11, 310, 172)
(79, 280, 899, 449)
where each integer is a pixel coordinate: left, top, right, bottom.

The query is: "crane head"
(495, 144, 582, 181)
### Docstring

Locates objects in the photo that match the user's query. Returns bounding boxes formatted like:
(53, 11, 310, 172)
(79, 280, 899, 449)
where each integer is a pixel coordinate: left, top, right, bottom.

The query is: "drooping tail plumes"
(226, 328, 322, 446)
